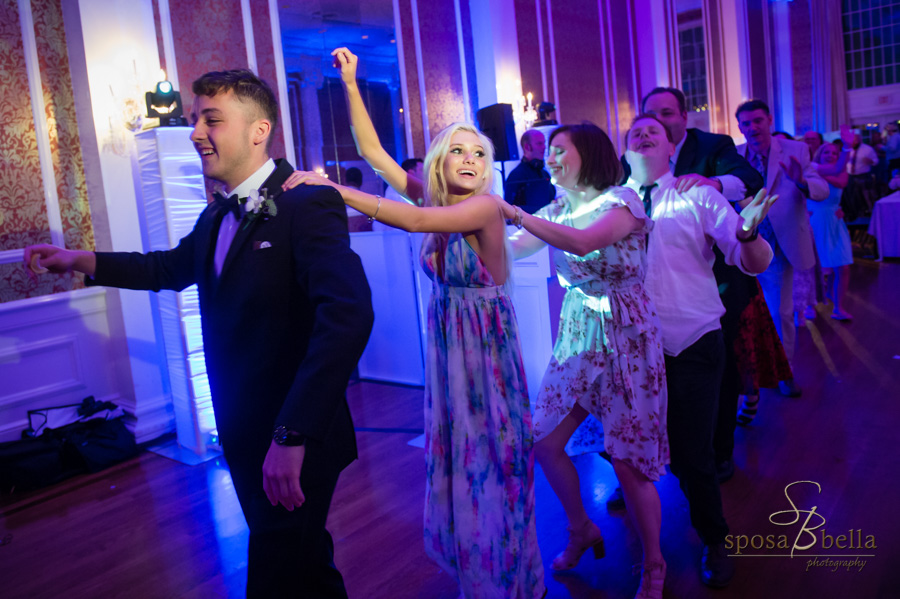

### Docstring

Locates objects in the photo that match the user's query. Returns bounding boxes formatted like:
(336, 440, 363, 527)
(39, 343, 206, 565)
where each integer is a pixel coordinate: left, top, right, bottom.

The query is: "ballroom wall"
(0, 0, 93, 302)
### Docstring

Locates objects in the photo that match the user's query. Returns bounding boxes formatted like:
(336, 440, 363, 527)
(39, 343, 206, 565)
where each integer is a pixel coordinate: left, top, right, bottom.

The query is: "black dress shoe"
(701, 543, 735, 587)
(778, 379, 802, 397)
(716, 459, 735, 483)
(606, 486, 626, 511)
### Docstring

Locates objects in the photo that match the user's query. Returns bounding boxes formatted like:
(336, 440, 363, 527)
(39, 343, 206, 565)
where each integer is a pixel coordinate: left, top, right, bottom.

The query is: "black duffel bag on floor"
(0, 417, 138, 494)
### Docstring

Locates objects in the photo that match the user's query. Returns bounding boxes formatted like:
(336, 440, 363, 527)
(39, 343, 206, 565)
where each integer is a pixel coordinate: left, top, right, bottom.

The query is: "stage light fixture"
(146, 76, 186, 126)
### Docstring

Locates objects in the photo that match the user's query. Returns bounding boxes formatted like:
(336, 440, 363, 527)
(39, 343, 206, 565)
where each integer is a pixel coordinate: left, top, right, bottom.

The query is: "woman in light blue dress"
(812, 142, 853, 320)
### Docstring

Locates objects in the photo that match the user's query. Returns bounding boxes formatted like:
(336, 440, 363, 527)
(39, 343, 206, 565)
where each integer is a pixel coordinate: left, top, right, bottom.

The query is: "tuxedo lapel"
(674, 130, 697, 176)
(197, 204, 228, 294)
(767, 137, 784, 190)
(216, 159, 295, 282)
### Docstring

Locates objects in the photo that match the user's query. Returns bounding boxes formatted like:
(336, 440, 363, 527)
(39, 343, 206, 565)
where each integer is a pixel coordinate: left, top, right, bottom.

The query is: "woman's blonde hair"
(423, 123, 495, 207)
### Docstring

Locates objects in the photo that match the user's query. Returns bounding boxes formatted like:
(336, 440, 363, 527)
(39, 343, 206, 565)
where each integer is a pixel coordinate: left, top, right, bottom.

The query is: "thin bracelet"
(368, 195, 382, 223)
(513, 206, 525, 229)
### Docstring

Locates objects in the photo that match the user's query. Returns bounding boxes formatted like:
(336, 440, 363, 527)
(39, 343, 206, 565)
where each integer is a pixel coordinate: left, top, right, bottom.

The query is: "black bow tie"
(213, 191, 245, 220)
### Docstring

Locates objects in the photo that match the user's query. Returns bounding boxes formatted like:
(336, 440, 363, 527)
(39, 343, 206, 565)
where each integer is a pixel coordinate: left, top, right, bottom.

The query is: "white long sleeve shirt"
(626, 171, 772, 356)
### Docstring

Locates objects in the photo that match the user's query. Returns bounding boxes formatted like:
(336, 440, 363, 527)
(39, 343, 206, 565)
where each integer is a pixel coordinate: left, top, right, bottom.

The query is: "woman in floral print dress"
(501, 123, 669, 598)
(286, 48, 544, 599)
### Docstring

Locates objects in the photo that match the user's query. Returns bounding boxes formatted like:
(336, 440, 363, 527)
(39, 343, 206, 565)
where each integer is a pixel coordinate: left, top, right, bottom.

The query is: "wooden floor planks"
(2, 259, 899, 598)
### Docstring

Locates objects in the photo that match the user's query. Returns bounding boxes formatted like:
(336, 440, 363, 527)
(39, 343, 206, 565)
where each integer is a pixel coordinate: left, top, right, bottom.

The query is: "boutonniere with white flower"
(242, 188, 278, 229)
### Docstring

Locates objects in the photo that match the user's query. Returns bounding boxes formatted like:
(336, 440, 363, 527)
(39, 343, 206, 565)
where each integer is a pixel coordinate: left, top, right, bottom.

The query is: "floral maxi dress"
(534, 189, 669, 480)
(421, 233, 545, 599)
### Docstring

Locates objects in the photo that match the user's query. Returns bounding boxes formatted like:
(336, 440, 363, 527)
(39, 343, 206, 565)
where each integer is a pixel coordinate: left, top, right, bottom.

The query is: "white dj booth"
(350, 229, 561, 401)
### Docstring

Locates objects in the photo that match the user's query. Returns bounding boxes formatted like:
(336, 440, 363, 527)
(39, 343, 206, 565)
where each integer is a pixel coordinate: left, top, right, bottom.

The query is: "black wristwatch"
(272, 425, 306, 446)
(737, 227, 759, 243)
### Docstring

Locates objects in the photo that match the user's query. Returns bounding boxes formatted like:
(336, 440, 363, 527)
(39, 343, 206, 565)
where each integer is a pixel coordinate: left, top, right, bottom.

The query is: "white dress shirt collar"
(629, 170, 676, 197)
(225, 158, 277, 198)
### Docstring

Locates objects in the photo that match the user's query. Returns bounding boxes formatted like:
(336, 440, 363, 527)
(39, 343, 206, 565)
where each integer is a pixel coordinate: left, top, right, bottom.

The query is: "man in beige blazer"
(735, 99, 828, 396)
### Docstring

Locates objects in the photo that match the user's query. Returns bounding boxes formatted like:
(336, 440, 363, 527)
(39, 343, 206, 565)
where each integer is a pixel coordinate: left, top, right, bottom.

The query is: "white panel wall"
(0, 0, 175, 444)
(351, 227, 559, 402)
(0, 289, 143, 442)
(352, 231, 426, 386)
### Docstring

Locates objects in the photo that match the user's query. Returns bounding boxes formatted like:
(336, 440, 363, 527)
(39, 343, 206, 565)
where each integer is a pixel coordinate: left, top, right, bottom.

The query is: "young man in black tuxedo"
(25, 69, 374, 598)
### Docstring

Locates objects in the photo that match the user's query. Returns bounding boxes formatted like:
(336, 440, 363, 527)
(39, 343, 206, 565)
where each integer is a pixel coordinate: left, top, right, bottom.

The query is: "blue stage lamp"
(146, 74, 186, 126)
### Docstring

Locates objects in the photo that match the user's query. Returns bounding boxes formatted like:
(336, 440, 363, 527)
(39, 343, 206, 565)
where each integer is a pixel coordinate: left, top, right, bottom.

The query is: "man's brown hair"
(192, 69, 279, 148)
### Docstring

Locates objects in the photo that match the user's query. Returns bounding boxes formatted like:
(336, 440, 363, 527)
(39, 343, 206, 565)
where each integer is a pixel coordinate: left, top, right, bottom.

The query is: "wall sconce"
(523, 93, 537, 128)
(146, 71, 186, 126)
(513, 92, 538, 129)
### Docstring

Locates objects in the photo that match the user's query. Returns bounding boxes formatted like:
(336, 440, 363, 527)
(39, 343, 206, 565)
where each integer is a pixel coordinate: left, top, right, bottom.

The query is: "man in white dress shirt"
(624, 114, 775, 588)
(846, 133, 879, 176)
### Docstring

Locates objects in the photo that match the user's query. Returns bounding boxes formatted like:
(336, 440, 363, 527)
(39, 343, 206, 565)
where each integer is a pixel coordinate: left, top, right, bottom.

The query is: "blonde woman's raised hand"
(839, 123, 853, 148)
(282, 170, 339, 193)
(331, 47, 359, 86)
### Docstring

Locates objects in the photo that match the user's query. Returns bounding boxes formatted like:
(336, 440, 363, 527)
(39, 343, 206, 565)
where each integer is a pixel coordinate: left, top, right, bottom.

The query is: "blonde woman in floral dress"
(285, 48, 544, 599)
(500, 123, 669, 599)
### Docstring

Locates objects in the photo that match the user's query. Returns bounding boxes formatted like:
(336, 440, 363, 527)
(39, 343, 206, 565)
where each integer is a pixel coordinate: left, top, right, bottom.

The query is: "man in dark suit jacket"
(25, 70, 374, 598)
(504, 129, 556, 213)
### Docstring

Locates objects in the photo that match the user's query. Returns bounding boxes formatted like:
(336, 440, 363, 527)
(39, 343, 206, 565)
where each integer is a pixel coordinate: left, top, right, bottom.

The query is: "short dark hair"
(520, 129, 544, 148)
(773, 131, 793, 139)
(400, 158, 423, 173)
(192, 69, 279, 147)
(549, 122, 623, 192)
(625, 114, 674, 144)
(641, 87, 687, 114)
(735, 99, 770, 120)
(805, 131, 824, 143)
(346, 167, 363, 187)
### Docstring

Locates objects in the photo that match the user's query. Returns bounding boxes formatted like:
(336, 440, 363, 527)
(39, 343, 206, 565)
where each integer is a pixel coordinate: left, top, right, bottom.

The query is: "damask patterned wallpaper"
(416, 0, 466, 142)
(397, 0, 426, 158)
(151, 0, 166, 75)
(169, 0, 248, 114)
(0, 0, 87, 302)
(0, 0, 51, 254)
(249, 0, 286, 161)
(34, 0, 93, 253)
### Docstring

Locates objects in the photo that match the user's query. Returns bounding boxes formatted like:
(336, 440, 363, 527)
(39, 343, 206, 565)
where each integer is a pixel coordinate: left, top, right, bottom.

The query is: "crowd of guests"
(770, 119, 900, 325)
(282, 46, 821, 597)
(289, 49, 898, 597)
(24, 44, 897, 599)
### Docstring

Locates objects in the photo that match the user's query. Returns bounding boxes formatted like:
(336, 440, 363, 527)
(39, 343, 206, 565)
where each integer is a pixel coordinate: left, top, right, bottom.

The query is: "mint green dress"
(533, 188, 670, 480)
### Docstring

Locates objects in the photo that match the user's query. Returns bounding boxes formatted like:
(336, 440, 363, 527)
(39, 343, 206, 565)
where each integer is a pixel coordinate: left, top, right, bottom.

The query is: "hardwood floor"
(2, 259, 899, 598)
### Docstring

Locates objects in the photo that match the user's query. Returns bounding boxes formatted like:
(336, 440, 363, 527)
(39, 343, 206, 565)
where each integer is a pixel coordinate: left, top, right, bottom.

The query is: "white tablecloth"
(869, 192, 900, 260)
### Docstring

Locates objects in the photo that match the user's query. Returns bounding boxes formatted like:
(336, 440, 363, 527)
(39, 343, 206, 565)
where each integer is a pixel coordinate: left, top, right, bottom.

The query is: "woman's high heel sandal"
(551, 519, 605, 571)
(634, 560, 666, 599)
(736, 394, 759, 426)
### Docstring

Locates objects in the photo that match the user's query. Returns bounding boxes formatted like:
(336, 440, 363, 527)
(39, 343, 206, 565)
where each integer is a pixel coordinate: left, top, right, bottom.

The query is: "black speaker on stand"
(476, 103, 518, 183)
